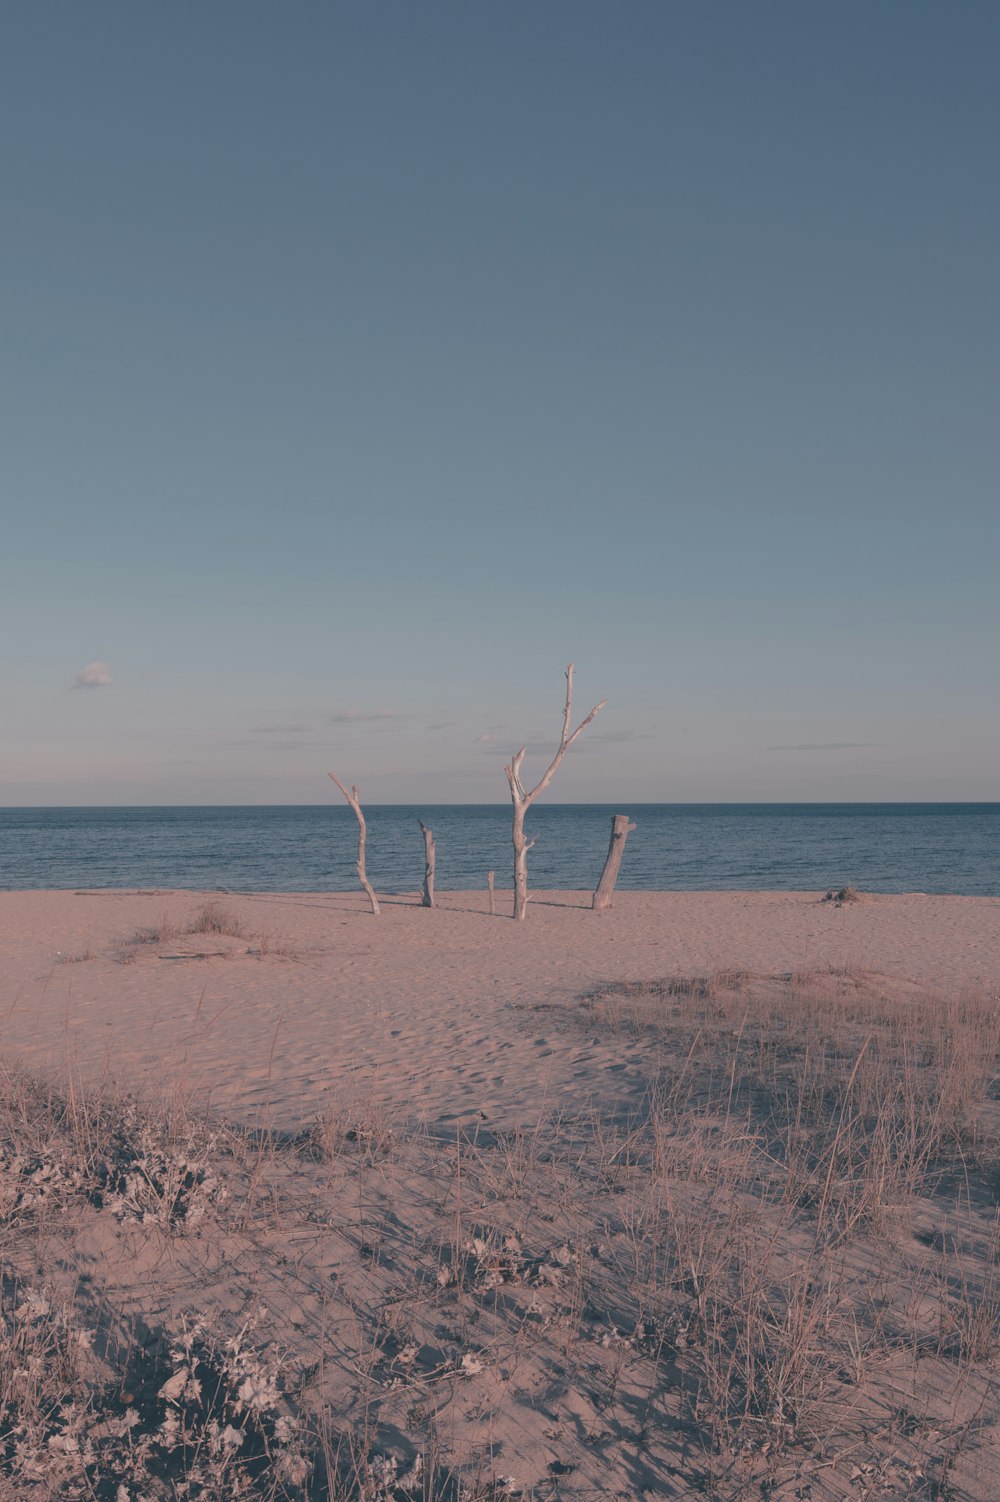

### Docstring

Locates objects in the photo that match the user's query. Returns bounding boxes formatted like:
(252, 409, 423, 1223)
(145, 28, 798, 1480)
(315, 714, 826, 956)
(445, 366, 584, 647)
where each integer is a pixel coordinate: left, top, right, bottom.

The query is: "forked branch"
(505, 664, 606, 921)
(504, 664, 606, 811)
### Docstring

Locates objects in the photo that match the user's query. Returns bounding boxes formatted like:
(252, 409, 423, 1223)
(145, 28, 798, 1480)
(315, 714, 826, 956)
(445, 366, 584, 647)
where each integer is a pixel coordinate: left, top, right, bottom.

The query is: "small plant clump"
(189, 902, 251, 938)
(0, 1084, 222, 1232)
(0, 1282, 309, 1500)
(111, 903, 291, 964)
(822, 885, 863, 905)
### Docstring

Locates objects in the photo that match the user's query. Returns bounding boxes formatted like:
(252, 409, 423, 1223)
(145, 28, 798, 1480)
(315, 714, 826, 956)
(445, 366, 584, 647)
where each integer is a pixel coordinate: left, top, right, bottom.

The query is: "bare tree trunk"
(592, 814, 637, 911)
(505, 664, 606, 921)
(487, 870, 495, 916)
(419, 820, 436, 908)
(328, 773, 380, 915)
(511, 803, 532, 921)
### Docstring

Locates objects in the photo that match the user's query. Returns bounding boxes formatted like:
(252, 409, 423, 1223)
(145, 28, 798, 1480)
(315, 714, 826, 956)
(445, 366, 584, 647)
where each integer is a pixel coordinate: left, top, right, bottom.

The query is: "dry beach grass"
(1, 889, 999, 1499)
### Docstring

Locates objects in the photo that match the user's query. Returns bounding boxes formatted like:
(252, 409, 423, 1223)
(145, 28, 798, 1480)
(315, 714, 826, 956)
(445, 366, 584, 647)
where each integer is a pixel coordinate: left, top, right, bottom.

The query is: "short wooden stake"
(419, 821, 436, 908)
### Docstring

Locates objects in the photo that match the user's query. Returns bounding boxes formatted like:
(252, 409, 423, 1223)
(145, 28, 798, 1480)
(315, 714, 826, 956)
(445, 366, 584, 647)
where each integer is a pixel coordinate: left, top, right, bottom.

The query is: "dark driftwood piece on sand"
(419, 821, 436, 908)
(328, 773, 380, 915)
(504, 663, 605, 922)
(592, 814, 637, 911)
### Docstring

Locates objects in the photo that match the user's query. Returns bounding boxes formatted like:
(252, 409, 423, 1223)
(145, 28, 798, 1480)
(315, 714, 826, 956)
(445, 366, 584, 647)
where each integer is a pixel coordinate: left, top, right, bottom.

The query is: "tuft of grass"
(56, 945, 97, 964)
(189, 902, 250, 939)
(112, 904, 294, 964)
(305, 1099, 399, 1166)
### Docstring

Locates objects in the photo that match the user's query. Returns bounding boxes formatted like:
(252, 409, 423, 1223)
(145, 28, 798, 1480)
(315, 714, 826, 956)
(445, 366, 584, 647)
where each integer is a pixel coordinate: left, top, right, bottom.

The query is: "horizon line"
(2, 800, 998, 812)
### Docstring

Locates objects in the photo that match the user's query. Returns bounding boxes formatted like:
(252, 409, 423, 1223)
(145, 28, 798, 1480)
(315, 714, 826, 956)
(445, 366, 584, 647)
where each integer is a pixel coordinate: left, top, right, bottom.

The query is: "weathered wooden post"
(419, 821, 436, 908)
(592, 814, 637, 911)
(328, 773, 380, 915)
(487, 870, 495, 915)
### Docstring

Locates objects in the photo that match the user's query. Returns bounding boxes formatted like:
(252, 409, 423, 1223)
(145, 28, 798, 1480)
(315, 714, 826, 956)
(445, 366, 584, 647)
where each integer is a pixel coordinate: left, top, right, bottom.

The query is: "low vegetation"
(822, 887, 864, 906)
(2, 968, 999, 1498)
(107, 903, 295, 965)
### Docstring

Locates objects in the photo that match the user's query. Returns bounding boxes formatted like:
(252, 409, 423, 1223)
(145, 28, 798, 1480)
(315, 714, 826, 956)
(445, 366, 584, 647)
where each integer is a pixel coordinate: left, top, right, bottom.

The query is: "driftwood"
(504, 664, 606, 921)
(328, 774, 380, 915)
(487, 870, 495, 916)
(592, 814, 637, 911)
(419, 821, 436, 908)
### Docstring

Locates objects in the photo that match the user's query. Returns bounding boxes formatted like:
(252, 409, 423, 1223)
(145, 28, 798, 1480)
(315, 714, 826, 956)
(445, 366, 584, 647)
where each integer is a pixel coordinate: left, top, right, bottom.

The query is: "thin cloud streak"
(767, 742, 877, 752)
(327, 709, 402, 725)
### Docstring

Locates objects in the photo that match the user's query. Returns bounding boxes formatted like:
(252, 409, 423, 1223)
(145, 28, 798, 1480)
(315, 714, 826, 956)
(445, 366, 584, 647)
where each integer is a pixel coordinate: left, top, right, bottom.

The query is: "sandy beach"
(3, 888, 1000, 1500)
(3, 887, 999, 1131)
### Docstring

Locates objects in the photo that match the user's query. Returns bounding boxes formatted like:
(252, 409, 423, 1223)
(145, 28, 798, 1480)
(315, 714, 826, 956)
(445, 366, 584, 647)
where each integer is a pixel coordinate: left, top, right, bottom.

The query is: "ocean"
(0, 804, 997, 896)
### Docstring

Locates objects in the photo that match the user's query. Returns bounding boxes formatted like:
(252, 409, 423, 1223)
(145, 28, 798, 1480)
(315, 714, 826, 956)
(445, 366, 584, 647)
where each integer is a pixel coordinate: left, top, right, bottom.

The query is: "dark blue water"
(0, 805, 997, 895)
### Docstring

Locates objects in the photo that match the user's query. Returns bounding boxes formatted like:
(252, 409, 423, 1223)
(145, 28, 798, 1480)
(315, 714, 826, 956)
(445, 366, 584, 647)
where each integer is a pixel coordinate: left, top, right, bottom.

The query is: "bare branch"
(562, 697, 607, 754)
(523, 668, 606, 806)
(327, 772, 351, 804)
(328, 772, 380, 915)
(505, 748, 528, 804)
(561, 661, 574, 747)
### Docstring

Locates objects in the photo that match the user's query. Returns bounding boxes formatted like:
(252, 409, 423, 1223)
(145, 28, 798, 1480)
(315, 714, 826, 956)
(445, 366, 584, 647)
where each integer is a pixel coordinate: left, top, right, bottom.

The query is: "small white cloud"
(73, 661, 112, 689)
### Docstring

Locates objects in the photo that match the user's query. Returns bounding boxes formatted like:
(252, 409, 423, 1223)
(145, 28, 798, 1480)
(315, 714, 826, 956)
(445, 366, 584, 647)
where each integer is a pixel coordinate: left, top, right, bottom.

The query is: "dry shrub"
(114, 917, 184, 963)
(0, 1067, 221, 1233)
(112, 905, 291, 964)
(189, 902, 250, 939)
(0, 1280, 309, 1499)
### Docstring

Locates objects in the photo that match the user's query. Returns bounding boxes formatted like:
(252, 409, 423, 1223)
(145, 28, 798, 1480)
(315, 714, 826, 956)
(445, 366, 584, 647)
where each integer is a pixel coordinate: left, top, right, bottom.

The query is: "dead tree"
(592, 814, 637, 911)
(328, 773, 380, 915)
(419, 820, 436, 908)
(504, 664, 606, 921)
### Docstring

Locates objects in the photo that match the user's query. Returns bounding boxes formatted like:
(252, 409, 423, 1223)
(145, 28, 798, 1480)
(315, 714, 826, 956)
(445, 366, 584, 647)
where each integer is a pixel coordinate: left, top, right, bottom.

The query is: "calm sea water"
(0, 805, 997, 895)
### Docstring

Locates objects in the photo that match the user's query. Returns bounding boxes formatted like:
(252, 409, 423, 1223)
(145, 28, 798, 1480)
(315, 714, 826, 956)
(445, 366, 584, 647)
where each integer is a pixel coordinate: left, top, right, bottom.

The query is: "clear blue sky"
(2, 2, 997, 804)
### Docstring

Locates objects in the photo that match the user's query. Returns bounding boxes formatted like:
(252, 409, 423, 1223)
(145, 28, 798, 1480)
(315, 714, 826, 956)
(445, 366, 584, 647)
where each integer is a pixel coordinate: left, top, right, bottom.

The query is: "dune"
(1, 888, 999, 1499)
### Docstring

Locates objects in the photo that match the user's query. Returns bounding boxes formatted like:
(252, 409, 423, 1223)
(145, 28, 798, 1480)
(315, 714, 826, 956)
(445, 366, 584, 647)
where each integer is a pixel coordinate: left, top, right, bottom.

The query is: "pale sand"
(4, 888, 1000, 1498)
(1, 887, 998, 1130)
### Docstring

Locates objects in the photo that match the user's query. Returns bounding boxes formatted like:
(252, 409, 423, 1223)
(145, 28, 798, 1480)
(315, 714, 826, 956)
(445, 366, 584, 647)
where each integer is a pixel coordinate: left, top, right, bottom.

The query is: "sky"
(1, 2, 997, 805)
